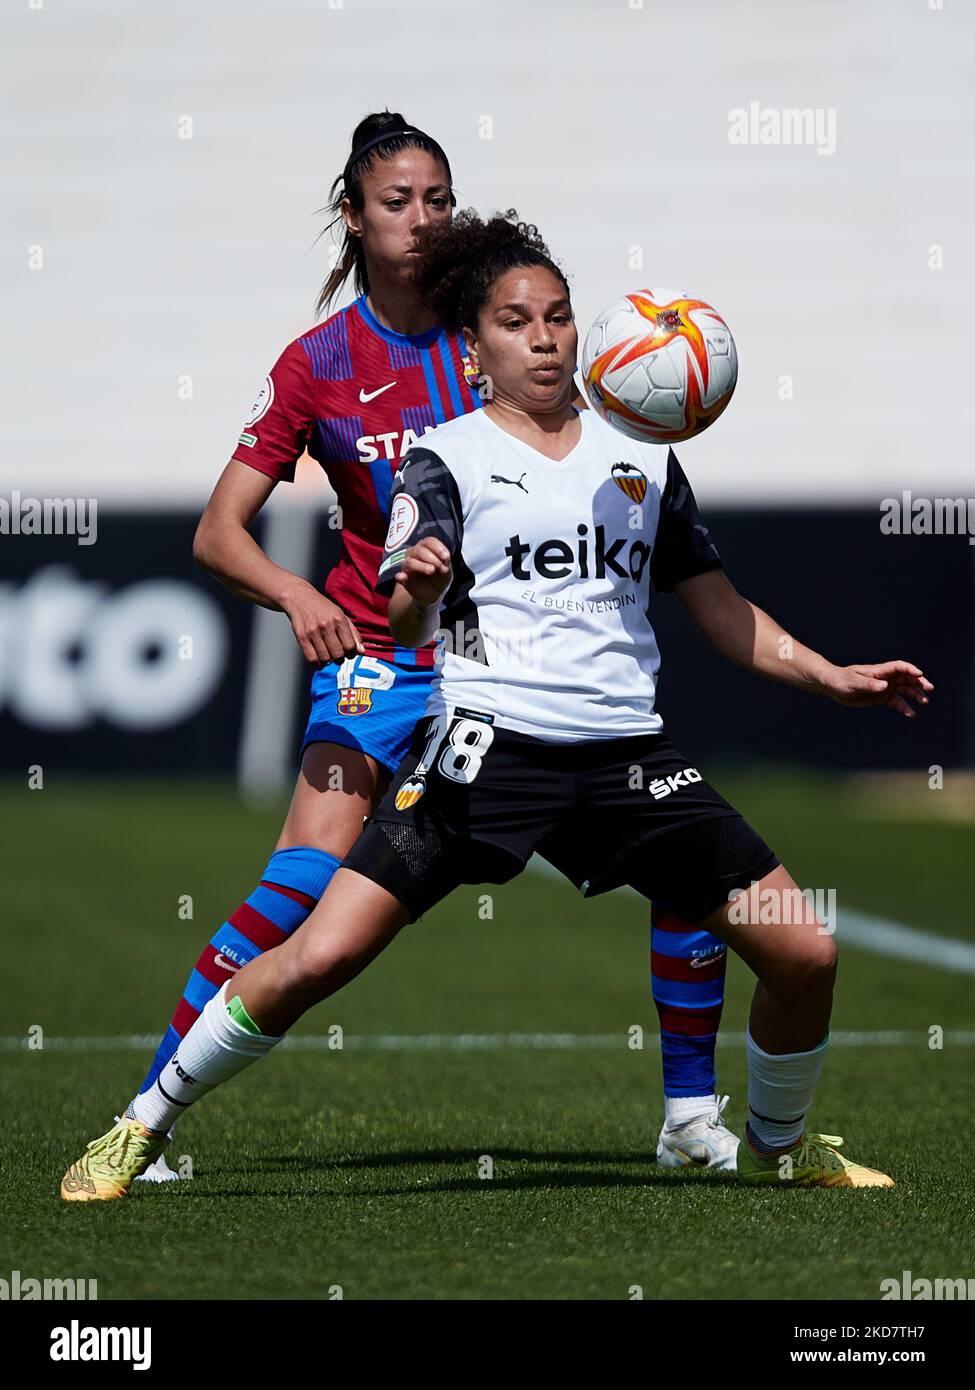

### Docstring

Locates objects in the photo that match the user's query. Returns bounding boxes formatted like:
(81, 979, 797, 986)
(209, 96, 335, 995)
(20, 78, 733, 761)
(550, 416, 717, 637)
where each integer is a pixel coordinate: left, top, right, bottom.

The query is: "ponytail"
(315, 111, 454, 317)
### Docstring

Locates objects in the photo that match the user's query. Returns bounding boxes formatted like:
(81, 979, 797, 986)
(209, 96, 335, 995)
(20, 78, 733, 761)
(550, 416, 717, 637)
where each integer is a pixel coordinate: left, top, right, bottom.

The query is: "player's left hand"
(395, 537, 453, 606)
(826, 661, 934, 717)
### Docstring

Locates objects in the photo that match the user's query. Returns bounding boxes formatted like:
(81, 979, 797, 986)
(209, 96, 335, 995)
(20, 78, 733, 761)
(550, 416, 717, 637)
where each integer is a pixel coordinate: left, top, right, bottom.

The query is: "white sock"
(131, 984, 283, 1134)
(664, 1094, 717, 1128)
(746, 1026, 829, 1153)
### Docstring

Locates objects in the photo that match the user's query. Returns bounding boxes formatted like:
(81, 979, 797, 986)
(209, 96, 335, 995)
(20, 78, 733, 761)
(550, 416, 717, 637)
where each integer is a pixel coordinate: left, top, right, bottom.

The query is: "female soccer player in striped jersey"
(62, 213, 931, 1199)
(102, 111, 481, 1180)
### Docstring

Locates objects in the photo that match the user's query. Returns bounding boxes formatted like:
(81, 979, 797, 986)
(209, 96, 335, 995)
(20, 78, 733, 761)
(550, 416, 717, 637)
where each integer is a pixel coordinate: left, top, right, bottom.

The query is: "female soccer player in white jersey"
(62, 115, 738, 1196)
(62, 213, 932, 1197)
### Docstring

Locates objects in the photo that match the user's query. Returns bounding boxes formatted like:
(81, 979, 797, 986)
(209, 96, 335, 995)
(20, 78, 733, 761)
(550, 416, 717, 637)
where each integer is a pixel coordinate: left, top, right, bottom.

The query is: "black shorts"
(342, 710, 778, 923)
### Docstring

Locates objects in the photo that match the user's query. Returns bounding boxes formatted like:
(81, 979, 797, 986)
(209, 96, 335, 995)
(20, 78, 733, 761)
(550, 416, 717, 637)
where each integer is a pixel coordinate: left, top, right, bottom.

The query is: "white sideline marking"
(838, 908, 975, 974)
(2, 1031, 974, 1053)
(526, 857, 975, 975)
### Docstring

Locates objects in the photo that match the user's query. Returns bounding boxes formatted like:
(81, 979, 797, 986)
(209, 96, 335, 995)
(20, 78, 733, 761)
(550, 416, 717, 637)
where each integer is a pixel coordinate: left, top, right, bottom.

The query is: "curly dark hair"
(410, 209, 571, 333)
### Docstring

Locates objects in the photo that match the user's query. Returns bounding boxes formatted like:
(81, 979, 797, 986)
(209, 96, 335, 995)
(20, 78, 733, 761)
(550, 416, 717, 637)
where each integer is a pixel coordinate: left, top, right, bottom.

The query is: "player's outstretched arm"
(674, 569, 933, 718)
(193, 458, 363, 665)
(387, 537, 453, 648)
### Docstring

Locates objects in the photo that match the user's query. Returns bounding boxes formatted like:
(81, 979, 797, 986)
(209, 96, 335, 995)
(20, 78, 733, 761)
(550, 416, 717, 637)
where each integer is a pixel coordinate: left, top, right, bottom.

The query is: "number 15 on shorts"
(417, 709, 496, 785)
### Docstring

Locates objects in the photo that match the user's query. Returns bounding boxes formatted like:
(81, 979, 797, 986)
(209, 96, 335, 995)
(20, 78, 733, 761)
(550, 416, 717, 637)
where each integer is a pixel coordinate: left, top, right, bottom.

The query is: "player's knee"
(772, 938, 837, 1008)
(288, 938, 340, 989)
(286, 933, 367, 998)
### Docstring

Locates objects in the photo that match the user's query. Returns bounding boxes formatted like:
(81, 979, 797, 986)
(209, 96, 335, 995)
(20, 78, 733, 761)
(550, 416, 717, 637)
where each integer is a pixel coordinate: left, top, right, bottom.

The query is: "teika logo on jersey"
(504, 524, 652, 582)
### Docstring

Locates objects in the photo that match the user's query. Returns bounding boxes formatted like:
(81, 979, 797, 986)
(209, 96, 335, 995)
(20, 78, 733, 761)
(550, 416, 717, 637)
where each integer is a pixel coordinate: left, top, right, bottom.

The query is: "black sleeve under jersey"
(375, 446, 464, 597)
(649, 449, 724, 593)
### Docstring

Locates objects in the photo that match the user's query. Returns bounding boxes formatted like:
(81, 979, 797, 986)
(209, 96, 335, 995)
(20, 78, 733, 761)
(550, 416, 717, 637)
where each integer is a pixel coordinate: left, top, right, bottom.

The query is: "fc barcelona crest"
(611, 461, 647, 503)
(338, 688, 373, 717)
(394, 774, 426, 812)
(461, 354, 481, 386)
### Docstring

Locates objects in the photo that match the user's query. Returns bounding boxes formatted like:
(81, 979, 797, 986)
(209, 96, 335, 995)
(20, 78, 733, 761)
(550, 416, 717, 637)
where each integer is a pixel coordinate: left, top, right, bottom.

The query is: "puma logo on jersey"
(492, 472, 529, 493)
(504, 524, 652, 582)
(358, 381, 397, 403)
(648, 768, 703, 800)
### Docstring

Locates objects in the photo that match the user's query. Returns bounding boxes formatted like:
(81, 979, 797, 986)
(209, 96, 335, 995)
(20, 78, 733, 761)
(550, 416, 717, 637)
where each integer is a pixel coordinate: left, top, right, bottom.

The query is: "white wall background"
(3, 0, 972, 507)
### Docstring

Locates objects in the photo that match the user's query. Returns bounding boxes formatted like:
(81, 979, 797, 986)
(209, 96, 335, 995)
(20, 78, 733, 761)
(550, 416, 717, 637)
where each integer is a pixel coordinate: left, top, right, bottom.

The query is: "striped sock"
(650, 904, 727, 1103)
(135, 846, 339, 1097)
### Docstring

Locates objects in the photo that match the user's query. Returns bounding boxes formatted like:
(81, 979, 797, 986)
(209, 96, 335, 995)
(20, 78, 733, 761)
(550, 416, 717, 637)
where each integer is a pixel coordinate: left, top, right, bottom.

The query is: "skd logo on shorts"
(611, 461, 648, 503)
(394, 774, 426, 811)
(338, 688, 373, 716)
(648, 768, 703, 800)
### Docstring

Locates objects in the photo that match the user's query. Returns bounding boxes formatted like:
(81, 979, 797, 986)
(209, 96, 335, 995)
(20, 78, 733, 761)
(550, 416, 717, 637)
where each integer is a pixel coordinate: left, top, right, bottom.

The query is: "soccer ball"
(581, 288, 738, 444)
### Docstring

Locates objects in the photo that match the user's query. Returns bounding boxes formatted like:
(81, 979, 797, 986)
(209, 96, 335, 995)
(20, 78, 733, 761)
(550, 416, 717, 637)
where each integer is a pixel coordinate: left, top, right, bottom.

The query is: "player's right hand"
(395, 537, 453, 607)
(282, 583, 364, 665)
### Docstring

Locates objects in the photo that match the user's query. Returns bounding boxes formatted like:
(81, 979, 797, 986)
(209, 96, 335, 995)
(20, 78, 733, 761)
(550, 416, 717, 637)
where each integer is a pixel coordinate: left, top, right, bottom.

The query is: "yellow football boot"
(737, 1132, 894, 1188)
(60, 1116, 169, 1201)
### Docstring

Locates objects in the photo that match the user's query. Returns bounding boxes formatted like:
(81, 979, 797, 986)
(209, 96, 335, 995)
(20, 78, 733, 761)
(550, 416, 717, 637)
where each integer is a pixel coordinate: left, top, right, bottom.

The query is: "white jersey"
(376, 408, 723, 742)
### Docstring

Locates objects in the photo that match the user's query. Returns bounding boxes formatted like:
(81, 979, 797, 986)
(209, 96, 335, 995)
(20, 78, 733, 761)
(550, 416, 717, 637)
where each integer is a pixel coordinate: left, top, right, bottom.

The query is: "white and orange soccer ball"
(581, 289, 738, 444)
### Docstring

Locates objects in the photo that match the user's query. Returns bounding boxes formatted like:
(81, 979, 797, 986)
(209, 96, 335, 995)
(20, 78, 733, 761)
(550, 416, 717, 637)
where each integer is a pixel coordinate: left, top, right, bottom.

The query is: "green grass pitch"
(1, 772, 972, 1300)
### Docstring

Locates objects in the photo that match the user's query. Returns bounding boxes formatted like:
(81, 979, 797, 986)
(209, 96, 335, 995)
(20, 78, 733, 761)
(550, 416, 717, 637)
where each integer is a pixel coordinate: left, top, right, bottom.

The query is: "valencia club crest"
(394, 774, 426, 812)
(611, 461, 647, 503)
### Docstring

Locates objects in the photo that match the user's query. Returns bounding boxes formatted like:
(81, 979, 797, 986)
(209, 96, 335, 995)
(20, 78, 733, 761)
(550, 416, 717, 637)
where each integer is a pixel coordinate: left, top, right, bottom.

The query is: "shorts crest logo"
(338, 688, 373, 716)
(394, 773, 426, 811)
(611, 461, 648, 503)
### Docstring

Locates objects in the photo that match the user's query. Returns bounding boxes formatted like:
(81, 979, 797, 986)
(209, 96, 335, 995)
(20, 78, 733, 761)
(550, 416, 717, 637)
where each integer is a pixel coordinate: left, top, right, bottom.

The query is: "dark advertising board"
(0, 509, 970, 775)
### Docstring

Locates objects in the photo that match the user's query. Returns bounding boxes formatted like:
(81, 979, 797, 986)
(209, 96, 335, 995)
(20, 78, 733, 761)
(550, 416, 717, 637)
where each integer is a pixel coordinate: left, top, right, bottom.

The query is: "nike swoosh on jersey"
(359, 382, 397, 403)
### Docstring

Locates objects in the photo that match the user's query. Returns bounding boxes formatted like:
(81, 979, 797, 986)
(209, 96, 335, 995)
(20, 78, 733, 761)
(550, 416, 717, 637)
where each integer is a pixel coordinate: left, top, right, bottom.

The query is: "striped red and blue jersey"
(232, 293, 484, 665)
